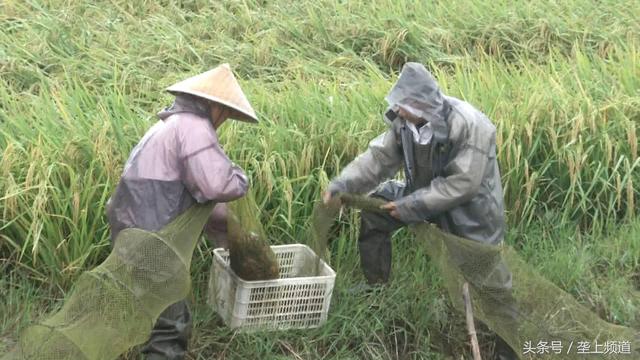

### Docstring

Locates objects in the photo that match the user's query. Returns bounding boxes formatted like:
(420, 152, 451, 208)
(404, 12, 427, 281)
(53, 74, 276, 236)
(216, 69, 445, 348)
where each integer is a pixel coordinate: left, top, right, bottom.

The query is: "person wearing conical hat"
(105, 64, 257, 360)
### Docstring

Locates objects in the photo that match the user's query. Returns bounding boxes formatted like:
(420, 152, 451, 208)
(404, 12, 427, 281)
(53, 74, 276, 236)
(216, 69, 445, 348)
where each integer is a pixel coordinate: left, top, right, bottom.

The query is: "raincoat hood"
(385, 63, 449, 143)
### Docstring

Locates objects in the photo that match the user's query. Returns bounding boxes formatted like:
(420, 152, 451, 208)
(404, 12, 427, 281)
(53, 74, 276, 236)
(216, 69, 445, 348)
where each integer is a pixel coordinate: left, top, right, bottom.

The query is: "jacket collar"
(157, 94, 211, 121)
(431, 99, 451, 144)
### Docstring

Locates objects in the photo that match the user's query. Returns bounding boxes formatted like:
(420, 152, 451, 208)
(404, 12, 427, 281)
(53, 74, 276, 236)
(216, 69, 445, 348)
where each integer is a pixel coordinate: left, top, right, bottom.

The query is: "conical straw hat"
(166, 64, 258, 123)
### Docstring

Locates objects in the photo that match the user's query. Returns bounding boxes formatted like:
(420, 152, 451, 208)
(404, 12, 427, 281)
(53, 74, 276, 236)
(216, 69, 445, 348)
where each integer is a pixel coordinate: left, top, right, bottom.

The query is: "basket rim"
(212, 244, 337, 285)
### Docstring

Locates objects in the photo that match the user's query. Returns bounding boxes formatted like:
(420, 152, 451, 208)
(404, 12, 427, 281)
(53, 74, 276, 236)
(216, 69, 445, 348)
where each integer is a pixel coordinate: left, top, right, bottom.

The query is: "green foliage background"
(1, 1, 638, 358)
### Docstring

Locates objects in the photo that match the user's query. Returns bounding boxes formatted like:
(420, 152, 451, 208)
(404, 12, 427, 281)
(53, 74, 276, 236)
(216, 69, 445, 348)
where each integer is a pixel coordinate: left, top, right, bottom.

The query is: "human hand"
(322, 190, 342, 207)
(323, 181, 349, 207)
(380, 202, 399, 219)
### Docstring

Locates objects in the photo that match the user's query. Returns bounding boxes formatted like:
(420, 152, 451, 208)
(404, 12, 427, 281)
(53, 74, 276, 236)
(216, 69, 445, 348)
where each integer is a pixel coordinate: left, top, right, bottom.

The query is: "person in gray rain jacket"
(106, 64, 257, 360)
(324, 62, 518, 359)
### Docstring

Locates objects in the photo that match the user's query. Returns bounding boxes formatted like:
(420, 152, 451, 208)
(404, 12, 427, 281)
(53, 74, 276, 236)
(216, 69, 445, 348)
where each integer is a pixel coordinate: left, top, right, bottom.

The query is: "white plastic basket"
(207, 244, 336, 331)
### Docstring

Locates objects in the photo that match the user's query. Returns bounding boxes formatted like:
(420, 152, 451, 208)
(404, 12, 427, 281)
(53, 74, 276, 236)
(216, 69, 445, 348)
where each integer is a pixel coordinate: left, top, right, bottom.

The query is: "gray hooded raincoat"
(328, 64, 519, 359)
(329, 63, 505, 246)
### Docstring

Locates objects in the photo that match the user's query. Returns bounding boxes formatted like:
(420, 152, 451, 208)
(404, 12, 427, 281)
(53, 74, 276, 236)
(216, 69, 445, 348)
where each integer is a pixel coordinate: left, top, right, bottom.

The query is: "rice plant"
(1, 0, 638, 358)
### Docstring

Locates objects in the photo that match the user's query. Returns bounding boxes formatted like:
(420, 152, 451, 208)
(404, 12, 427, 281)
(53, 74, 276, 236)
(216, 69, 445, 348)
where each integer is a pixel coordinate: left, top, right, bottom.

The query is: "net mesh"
(3, 193, 639, 359)
(320, 194, 640, 359)
(227, 192, 279, 281)
(2, 202, 215, 360)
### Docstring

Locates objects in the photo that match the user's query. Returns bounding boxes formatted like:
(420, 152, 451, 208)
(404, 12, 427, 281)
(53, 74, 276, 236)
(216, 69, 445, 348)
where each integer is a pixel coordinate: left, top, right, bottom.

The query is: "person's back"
(107, 112, 248, 241)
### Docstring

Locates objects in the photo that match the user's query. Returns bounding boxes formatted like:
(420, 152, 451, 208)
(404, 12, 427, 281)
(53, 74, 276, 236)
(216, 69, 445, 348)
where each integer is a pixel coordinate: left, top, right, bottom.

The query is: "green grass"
(1, 0, 639, 358)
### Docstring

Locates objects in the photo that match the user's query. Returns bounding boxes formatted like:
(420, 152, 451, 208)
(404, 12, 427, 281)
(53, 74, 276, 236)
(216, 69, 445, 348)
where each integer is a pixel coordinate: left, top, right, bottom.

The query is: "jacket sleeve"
(329, 128, 403, 195)
(394, 117, 494, 223)
(179, 124, 249, 203)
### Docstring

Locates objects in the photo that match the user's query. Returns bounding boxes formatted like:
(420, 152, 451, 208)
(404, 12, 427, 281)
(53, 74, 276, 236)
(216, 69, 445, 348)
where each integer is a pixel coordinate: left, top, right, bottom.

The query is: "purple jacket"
(106, 112, 248, 242)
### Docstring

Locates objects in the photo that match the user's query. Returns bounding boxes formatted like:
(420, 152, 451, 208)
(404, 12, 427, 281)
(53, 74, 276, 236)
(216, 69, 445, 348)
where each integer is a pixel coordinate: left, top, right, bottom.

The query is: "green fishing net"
(3, 192, 639, 359)
(419, 224, 639, 359)
(227, 192, 279, 281)
(314, 194, 639, 359)
(2, 202, 215, 360)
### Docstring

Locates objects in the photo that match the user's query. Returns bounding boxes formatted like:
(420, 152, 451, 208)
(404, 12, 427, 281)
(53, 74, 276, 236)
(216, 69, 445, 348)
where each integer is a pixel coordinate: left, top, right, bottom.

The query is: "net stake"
(463, 282, 482, 360)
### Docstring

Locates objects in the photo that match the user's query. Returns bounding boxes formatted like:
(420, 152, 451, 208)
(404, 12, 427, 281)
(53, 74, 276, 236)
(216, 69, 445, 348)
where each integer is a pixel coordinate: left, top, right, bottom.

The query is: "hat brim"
(167, 90, 258, 123)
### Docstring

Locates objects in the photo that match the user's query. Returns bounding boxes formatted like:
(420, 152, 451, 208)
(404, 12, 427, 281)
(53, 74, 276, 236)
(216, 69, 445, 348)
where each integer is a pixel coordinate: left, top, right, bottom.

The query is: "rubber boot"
(494, 335, 519, 360)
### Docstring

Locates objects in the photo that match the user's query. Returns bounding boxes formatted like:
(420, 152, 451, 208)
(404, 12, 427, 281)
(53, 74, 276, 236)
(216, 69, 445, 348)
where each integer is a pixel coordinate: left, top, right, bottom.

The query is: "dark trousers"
(141, 300, 192, 360)
(357, 180, 406, 284)
(358, 202, 404, 284)
(358, 181, 520, 359)
(106, 203, 228, 360)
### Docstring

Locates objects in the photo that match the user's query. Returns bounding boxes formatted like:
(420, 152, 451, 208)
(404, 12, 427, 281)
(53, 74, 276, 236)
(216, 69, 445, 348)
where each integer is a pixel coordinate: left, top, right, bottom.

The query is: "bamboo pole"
(463, 282, 482, 360)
